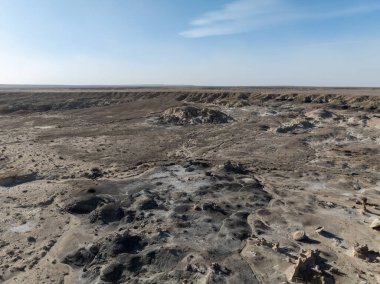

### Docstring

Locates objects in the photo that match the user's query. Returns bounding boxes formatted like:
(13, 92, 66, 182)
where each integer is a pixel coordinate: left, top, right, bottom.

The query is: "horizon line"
(1, 84, 380, 90)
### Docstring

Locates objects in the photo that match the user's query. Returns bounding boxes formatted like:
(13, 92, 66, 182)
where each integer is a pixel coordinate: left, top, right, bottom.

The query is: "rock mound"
(103, 232, 147, 256)
(352, 243, 380, 262)
(276, 120, 315, 134)
(100, 262, 125, 282)
(66, 195, 115, 214)
(305, 109, 337, 120)
(62, 247, 97, 268)
(89, 203, 125, 224)
(159, 106, 232, 125)
(62, 232, 147, 268)
(286, 250, 334, 283)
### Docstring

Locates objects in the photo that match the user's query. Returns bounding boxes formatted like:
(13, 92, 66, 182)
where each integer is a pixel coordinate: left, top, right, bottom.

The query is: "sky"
(0, 0, 380, 86)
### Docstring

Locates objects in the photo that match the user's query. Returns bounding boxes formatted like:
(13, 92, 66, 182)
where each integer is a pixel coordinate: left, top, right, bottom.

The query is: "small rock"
(193, 204, 201, 211)
(0, 240, 9, 248)
(352, 243, 369, 259)
(361, 197, 368, 212)
(370, 219, 380, 230)
(272, 242, 280, 252)
(83, 167, 103, 180)
(315, 226, 324, 234)
(27, 236, 36, 243)
(292, 230, 307, 241)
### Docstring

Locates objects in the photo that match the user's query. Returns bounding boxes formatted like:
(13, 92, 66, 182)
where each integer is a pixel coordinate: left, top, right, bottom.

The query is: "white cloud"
(191, 0, 279, 26)
(180, 0, 284, 38)
(180, 0, 380, 38)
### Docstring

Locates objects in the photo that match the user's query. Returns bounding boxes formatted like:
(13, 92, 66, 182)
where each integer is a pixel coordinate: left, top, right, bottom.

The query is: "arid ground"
(0, 87, 379, 283)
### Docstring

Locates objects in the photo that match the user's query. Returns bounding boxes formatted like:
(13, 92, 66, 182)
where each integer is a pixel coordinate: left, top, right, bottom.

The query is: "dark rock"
(276, 121, 315, 134)
(89, 204, 125, 224)
(125, 256, 143, 272)
(84, 167, 104, 180)
(27, 236, 37, 243)
(62, 247, 96, 267)
(138, 198, 158, 210)
(0, 240, 9, 248)
(105, 232, 147, 256)
(87, 188, 96, 194)
(220, 211, 251, 241)
(123, 210, 136, 223)
(66, 196, 114, 214)
(100, 262, 124, 282)
(252, 220, 271, 235)
(201, 202, 226, 215)
(142, 247, 183, 271)
(185, 160, 211, 168)
(223, 161, 249, 175)
(259, 125, 270, 131)
(0, 172, 39, 188)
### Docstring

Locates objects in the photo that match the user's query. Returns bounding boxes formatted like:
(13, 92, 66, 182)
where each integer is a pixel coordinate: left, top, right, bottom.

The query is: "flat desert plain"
(0, 87, 379, 283)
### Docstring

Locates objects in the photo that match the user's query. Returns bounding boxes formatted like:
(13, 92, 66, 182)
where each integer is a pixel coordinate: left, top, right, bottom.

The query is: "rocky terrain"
(0, 87, 379, 283)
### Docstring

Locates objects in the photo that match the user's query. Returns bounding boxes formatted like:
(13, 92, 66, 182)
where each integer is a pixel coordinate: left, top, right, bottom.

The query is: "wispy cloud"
(180, 0, 380, 38)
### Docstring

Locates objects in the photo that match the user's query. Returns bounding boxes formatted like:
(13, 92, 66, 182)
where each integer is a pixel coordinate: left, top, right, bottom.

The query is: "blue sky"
(0, 0, 380, 86)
